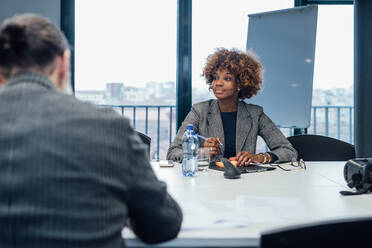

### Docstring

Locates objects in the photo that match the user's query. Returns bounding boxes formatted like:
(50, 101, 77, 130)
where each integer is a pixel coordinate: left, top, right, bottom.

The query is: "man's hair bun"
(0, 24, 28, 66)
(2, 24, 28, 51)
(0, 14, 68, 74)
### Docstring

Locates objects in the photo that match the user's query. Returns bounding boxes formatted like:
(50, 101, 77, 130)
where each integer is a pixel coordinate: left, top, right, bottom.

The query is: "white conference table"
(124, 161, 372, 247)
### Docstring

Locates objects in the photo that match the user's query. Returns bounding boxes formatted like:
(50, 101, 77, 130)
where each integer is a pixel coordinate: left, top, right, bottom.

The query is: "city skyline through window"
(75, 1, 354, 159)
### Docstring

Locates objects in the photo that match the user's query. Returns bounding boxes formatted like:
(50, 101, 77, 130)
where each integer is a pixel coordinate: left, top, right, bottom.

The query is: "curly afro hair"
(202, 48, 263, 100)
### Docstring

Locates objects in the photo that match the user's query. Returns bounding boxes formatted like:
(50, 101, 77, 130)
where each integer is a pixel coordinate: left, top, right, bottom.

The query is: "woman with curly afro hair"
(167, 48, 297, 166)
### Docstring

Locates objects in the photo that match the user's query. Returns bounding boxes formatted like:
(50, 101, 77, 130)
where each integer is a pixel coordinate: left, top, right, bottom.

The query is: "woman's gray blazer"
(166, 99, 297, 162)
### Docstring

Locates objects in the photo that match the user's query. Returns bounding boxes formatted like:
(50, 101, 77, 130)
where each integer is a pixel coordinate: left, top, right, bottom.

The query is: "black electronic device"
(221, 157, 241, 179)
(341, 158, 372, 195)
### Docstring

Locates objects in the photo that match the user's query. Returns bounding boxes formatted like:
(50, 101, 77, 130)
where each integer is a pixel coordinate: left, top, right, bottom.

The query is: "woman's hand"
(203, 137, 221, 156)
(233, 151, 264, 167)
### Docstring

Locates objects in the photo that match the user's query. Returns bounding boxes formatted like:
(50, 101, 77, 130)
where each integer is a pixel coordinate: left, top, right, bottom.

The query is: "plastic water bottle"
(182, 124, 199, 177)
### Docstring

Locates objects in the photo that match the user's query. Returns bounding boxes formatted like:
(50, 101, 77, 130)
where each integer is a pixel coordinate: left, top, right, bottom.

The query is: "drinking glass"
(197, 147, 211, 171)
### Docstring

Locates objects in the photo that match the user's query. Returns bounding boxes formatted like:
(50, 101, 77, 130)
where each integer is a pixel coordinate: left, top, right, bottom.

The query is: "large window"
(310, 5, 354, 143)
(75, 1, 354, 159)
(75, 0, 177, 159)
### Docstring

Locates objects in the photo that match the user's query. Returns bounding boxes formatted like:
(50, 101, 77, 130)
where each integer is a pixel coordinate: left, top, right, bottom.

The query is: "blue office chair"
(260, 216, 372, 248)
(136, 131, 151, 157)
(287, 134, 355, 161)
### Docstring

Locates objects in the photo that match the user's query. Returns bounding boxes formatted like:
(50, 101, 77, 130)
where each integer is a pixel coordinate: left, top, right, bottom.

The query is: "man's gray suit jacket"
(0, 72, 182, 248)
(167, 99, 297, 162)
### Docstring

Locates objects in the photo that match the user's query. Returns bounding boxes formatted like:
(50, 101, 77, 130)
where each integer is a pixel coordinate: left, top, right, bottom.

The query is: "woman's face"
(211, 69, 239, 101)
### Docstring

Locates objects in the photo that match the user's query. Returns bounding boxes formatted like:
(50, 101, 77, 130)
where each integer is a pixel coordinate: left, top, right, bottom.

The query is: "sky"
(75, 0, 353, 91)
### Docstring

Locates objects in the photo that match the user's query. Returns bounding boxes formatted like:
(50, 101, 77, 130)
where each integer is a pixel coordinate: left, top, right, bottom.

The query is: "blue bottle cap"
(186, 124, 194, 130)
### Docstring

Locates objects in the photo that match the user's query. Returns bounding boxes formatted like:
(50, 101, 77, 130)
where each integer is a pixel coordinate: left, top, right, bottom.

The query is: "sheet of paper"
(199, 195, 308, 227)
(180, 201, 246, 231)
(233, 195, 308, 222)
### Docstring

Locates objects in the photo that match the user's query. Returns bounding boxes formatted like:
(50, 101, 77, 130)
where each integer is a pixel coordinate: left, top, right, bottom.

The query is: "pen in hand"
(196, 134, 223, 146)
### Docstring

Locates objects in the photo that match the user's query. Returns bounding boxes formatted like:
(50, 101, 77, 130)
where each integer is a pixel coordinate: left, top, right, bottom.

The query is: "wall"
(0, 0, 60, 27)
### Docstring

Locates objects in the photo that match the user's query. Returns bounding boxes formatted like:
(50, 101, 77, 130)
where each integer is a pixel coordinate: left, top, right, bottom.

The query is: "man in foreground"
(0, 13, 182, 248)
